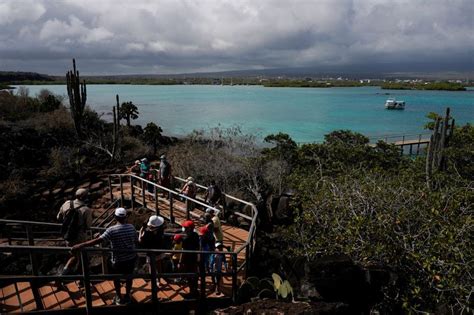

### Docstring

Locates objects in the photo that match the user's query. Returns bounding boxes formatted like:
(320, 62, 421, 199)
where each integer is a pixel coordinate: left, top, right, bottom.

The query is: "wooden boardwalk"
(0, 176, 255, 313)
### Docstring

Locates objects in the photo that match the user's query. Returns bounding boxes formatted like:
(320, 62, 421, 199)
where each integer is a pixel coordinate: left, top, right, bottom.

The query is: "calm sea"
(20, 85, 473, 143)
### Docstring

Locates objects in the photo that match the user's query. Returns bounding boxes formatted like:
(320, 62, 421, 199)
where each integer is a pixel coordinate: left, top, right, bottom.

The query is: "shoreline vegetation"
(0, 59, 472, 313)
(1, 71, 471, 91)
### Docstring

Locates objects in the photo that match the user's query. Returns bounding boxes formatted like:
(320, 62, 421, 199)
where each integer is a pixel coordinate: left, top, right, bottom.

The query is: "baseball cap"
(75, 188, 88, 198)
(181, 220, 195, 229)
(147, 215, 164, 228)
(199, 226, 208, 235)
(115, 207, 127, 217)
(173, 234, 183, 241)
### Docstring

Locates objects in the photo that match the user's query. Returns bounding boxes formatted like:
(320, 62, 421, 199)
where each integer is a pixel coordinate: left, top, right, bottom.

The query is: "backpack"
(61, 201, 81, 242)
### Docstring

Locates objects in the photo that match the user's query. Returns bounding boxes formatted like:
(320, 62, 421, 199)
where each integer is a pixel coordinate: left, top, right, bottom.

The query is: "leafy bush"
(282, 167, 472, 313)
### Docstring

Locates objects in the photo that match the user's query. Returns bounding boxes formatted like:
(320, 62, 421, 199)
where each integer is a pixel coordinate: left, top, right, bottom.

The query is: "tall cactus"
(111, 94, 121, 161)
(426, 107, 453, 189)
(66, 59, 87, 139)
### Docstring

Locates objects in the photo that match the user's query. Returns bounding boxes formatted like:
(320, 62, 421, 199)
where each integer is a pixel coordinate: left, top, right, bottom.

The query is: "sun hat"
(173, 234, 183, 242)
(75, 188, 88, 198)
(115, 207, 127, 217)
(181, 220, 195, 229)
(147, 215, 164, 228)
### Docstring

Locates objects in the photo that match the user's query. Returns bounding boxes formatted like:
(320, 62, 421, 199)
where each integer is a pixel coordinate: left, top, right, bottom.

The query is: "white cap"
(115, 207, 127, 217)
(187, 176, 194, 182)
(147, 215, 164, 228)
(215, 242, 223, 248)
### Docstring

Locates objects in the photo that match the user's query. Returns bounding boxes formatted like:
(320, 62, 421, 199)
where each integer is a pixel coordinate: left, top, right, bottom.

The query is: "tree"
(143, 122, 163, 155)
(119, 101, 139, 127)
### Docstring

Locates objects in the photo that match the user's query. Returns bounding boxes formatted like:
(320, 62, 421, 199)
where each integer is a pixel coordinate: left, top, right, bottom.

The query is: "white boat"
(385, 98, 405, 110)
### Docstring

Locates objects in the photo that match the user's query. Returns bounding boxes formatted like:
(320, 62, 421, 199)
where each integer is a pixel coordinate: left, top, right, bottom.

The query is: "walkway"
(0, 174, 257, 314)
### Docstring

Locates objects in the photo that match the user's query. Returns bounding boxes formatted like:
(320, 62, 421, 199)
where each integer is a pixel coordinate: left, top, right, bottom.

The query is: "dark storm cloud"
(0, 0, 473, 75)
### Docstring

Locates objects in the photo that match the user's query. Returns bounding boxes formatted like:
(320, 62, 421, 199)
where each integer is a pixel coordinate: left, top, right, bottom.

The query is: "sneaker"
(112, 294, 121, 305)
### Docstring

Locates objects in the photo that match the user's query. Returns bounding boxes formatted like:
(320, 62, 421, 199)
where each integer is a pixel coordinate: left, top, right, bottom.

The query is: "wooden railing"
(0, 175, 258, 313)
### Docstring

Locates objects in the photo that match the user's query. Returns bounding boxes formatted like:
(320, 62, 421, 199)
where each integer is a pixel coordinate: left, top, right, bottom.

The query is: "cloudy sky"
(0, 0, 473, 75)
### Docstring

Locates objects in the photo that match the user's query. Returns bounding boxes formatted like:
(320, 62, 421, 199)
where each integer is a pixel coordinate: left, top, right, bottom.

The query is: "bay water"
(21, 85, 473, 143)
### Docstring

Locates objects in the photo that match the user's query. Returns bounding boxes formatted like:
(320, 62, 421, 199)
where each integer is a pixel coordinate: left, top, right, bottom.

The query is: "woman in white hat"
(139, 215, 165, 286)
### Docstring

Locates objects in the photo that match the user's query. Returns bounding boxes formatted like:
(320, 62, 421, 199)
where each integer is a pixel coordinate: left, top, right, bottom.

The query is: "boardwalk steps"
(0, 174, 257, 314)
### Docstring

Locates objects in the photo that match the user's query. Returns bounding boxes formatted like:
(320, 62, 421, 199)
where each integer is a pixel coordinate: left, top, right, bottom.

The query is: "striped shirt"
(99, 223, 137, 263)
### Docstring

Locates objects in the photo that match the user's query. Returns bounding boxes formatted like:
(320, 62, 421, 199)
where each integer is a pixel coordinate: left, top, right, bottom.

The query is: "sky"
(0, 0, 473, 75)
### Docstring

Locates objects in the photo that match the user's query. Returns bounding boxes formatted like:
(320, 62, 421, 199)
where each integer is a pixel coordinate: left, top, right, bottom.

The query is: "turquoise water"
(20, 85, 473, 142)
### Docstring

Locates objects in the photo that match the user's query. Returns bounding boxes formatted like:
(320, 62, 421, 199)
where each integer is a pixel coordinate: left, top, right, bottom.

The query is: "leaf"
(272, 273, 282, 291)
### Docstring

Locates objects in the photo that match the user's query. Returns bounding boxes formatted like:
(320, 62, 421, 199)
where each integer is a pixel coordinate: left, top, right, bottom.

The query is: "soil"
(213, 299, 349, 315)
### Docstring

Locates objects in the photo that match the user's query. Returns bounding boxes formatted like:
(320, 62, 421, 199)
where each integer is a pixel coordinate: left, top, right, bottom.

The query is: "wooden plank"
(17, 282, 37, 311)
(132, 279, 151, 303)
(65, 282, 86, 307)
(94, 281, 115, 305)
(39, 283, 61, 310)
(90, 285, 106, 307)
(49, 283, 75, 310)
(1, 283, 21, 313)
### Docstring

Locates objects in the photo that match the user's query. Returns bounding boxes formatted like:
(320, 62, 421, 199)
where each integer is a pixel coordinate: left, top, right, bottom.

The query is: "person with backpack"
(204, 180, 222, 206)
(56, 188, 92, 276)
(180, 176, 197, 213)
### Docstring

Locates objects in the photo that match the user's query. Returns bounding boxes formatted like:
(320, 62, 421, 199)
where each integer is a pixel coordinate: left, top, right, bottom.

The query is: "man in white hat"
(57, 188, 92, 276)
(72, 207, 137, 305)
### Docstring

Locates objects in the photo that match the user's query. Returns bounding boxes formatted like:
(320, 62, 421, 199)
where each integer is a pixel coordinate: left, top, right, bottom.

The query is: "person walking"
(72, 207, 137, 305)
(57, 188, 92, 276)
(206, 208, 224, 244)
(180, 177, 197, 214)
(178, 220, 200, 298)
(139, 215, 165, 286)
(204, 180, 222, 206)
(158, 155, 172, 197)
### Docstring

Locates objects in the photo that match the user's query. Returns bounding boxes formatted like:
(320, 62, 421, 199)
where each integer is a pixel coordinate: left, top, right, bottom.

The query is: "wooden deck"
(0, 179, 253, 313)
(0, 277, 236, 313)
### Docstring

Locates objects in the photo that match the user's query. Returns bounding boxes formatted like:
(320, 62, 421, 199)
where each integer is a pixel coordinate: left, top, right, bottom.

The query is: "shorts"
(110, 257, 137, 274)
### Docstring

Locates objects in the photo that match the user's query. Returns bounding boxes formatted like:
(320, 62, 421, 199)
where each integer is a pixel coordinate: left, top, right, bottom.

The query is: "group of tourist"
(57, 169, 227, 305)
(130, 155, 172, 195)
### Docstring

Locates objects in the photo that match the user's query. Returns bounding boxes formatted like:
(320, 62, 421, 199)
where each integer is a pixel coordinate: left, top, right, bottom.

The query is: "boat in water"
(385, 98, 405, 110)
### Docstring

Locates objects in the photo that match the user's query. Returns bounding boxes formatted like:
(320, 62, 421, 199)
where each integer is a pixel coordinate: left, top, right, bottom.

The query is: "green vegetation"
(167, 126, 472, 313)
(381, 81, 466, 91)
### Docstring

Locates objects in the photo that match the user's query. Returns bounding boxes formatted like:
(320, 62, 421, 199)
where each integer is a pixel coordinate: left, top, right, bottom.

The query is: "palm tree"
(119, 101, 139, 127)
(143, 122, 163, 155)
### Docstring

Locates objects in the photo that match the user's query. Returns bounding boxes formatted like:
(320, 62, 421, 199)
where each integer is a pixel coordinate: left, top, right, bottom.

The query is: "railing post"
(108, 176, 113, 202)
(231, 253, 238, 303)
(199, 252, 206, 310)
(154, 186, 159, 215)
(186, 198, 190, 220)
(142, 179, 146, 208)
(26, 225, 44, 310)
(169, 193, 174, 223)
(150, 253, 159, 309)
(80, 250, 93, 314)
(131, 176, 135, 211)
(222, 194, 227, 220)
(245, 244, 250, 277)
(119, 176, 124, 206)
